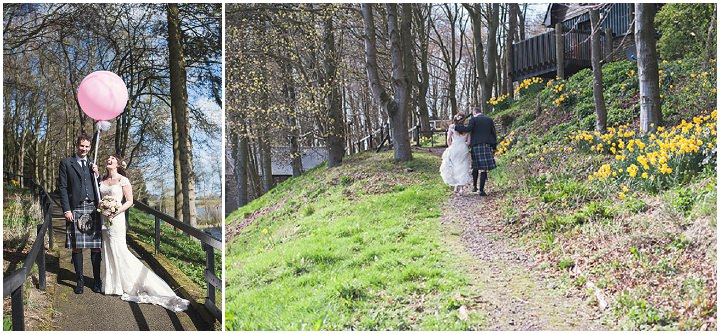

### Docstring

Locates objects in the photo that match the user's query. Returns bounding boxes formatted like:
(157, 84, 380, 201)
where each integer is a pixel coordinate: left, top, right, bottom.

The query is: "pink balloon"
(77, 71, 128, 121)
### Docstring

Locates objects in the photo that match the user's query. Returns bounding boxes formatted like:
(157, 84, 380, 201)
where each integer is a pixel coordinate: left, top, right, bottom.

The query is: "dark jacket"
(454, 114, 497, 148)
(59, 156, 99, 213)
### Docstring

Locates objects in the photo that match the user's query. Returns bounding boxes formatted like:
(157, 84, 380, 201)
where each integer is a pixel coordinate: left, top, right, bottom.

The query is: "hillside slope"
(485, 57, 716, 330)
(225, 152, 483, 330)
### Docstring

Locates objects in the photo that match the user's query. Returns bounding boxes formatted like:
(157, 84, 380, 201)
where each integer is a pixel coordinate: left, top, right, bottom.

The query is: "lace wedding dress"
(100, 176, 190, 312)
(440, 129, 472, 186)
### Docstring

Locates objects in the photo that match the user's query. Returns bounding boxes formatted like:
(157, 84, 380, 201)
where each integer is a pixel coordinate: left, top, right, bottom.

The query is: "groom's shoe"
(75, 279, 84, 294)
(71, 252, 84, 294)
(90, 251, 102, 293)
(91, 280, 102, 293)
(472, 186, 478, 193)
(479, 191, 488, 196)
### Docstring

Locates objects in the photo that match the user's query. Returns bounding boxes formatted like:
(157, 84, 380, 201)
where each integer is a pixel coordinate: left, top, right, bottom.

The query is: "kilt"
(65, 200, 102, 249)
(471, 143, 497, 171)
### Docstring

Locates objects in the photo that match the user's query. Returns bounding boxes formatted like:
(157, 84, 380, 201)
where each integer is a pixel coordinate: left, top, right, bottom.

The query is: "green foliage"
(657, 57, 716, 124)
(655, 4, 717, 60)
(615, 291, 672, 330)
(558, 258, 574, 270)
(225, 152, 479, 330)
(3, 317, 11, 331)
(672, 188, 696, 215)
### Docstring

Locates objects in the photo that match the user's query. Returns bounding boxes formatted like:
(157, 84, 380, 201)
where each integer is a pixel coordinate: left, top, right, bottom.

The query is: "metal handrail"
(2, 173, 53, 331)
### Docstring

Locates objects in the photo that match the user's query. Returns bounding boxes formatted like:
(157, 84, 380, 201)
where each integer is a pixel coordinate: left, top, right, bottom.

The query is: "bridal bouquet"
(97, 197, 121, 225)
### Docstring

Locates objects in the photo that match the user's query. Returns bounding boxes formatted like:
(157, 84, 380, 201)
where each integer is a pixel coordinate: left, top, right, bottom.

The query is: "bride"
(440, 113, 472, 194)
(99, 154, 190, 312)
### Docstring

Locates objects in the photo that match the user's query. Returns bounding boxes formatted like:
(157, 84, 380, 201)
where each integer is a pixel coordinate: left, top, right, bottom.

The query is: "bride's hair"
(453, 113, 465, 123)
(453, 113, 466, 134)
(104, 154, 128, 178)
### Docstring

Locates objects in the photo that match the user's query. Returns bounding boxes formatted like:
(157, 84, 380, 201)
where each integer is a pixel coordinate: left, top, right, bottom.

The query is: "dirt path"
(440, 190, 607, 330)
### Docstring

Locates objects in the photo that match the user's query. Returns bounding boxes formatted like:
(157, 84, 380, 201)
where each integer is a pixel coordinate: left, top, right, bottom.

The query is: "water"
(203, 227, 221, 240)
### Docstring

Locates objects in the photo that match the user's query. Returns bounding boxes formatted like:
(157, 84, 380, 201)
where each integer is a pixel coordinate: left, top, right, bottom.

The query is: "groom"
(451, 106, 497, 196)
(59, 134, 102, 294)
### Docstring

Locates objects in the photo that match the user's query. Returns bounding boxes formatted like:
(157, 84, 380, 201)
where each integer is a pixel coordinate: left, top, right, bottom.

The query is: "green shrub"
(655, 4, 716, 60)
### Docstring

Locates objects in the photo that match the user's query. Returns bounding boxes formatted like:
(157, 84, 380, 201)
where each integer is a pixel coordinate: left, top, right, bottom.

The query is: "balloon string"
(93, 127, 102, 202)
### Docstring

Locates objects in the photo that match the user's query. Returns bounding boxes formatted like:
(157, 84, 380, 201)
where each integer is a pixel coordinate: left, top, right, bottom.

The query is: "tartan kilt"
(471, 143, 497, 171)
(65, 201, 102, 249)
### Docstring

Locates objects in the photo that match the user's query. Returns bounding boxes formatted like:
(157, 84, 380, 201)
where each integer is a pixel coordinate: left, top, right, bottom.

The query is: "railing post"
(11, 285, 24, 331)
(36, 224, 46, 290)
(415, 124, 421, 146)
(154, 206, 161, 254)
(47, 201, 54, 249)
(204, 241, 216, 305)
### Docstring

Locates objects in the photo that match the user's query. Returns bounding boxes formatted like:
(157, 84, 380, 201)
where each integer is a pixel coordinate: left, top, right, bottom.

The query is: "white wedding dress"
(440, 129, 472, 186)
(100, 176, 190, 312)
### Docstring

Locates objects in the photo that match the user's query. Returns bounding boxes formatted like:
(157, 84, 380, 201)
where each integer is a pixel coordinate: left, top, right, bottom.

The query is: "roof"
(543, 3, 593, 27)
(225, 146, 328, 176)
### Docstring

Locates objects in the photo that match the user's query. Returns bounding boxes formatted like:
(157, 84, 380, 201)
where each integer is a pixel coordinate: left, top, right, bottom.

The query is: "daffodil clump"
(495, 130, 516, 156)
(546, 79, 571, 108)
(487, 93, 510, 106)
(514, 77, 544, 95)
(571, 110, 716, 193)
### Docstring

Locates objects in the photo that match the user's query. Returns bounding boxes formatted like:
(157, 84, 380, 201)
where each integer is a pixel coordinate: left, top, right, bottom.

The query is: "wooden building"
(510, 3, 637, 82)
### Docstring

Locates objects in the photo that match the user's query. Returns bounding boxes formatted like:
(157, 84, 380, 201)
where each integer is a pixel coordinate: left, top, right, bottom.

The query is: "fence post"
(154, 207, 161, 254)
(204, 240, 216, 305)
(47, 201, 54, 249)
(36, 224, 47, 290)
(11, 285, 24, 331)
(415, 124, 421, 146)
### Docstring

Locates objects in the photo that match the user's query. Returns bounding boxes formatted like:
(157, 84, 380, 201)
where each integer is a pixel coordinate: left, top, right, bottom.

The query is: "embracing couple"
(440, 106, 497, 196)
(60, 133, 189, 312)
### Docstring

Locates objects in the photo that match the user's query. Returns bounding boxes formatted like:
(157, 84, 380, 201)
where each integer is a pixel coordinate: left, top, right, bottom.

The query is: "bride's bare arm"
(447, 129, 453, 146)
(119, 183, 134, 215)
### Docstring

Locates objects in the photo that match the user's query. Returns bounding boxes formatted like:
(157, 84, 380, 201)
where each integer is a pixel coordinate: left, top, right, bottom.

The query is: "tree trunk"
(635, 3, 661, 133)
(555, 22, 565, 79)
(518, 4, 526, 40)
(281, 59, 302, 177)
(324, 10, 345, 168)
(259, 135, 273, 193)
(233, 125, 249, 208)
(167, 3, 197, 227)
(484, 4, 499, 104)
(361, 3, 412, 162)
(590, 8, 607, 133)
(506, 3, 518, 99)
(465, 4, 487, 112)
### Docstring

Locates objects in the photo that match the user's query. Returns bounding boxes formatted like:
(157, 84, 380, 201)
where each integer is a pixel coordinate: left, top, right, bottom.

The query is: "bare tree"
(361, 3, 412, 161)
(167, 3, 198, 227)
(465, 4, 499, 112)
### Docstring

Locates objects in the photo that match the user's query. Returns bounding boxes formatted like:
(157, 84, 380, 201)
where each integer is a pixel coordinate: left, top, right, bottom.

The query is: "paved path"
(47, 197, 212, 331)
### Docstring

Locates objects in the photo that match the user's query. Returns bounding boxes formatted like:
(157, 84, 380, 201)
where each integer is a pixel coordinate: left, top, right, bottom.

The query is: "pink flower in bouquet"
(97, 197, 121, 225)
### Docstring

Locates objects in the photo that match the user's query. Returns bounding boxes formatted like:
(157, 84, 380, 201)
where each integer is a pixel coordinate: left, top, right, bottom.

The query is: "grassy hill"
(485, 58, 716, 330)
(224, 152, 485, 330)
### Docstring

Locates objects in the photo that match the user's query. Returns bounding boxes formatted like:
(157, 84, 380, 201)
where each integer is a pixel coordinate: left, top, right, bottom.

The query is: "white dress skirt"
(100, 176, 190, 312)
(440, 130, 472, 186)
